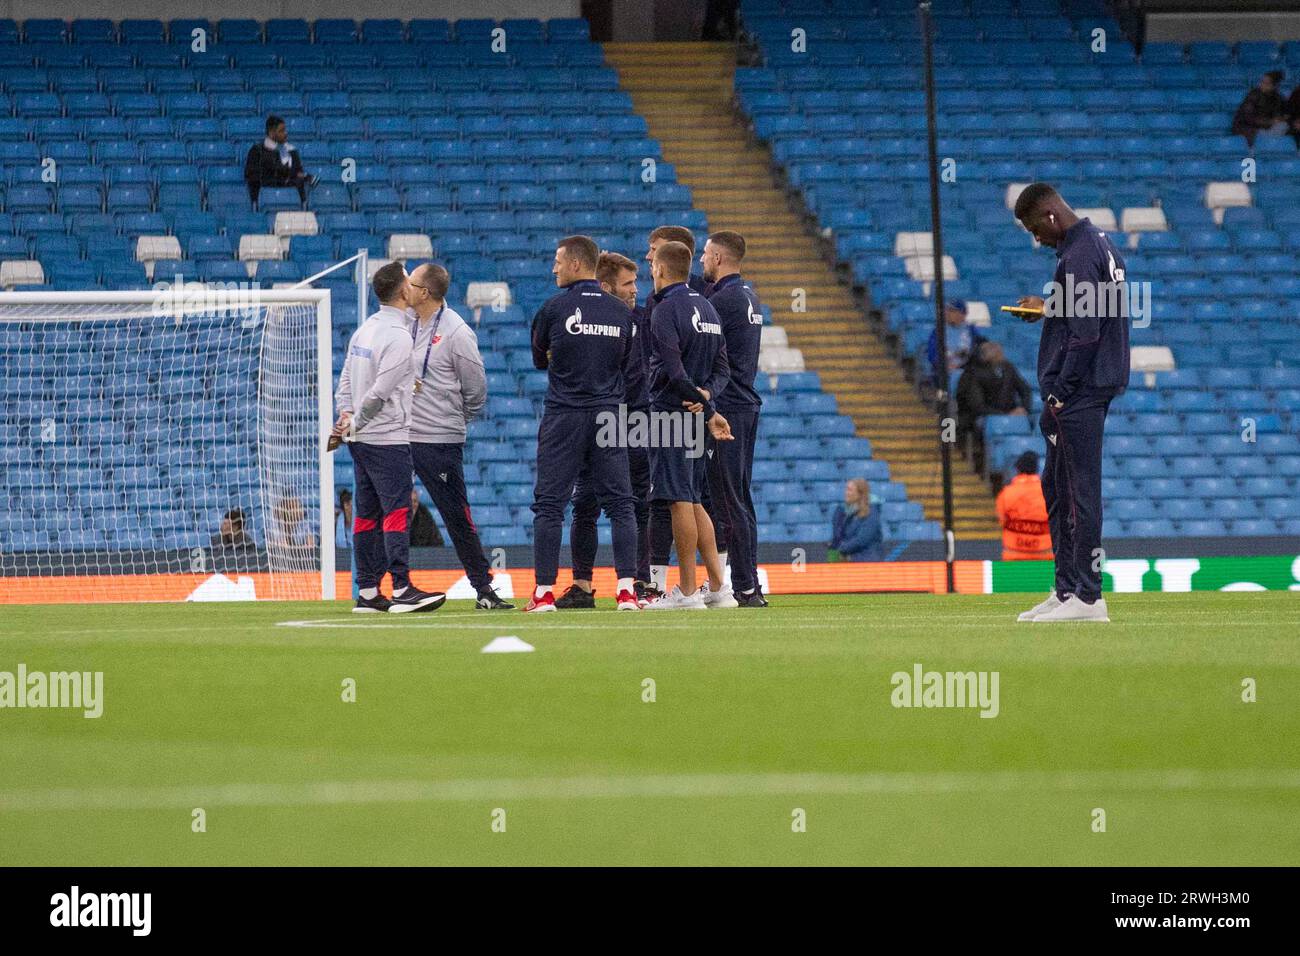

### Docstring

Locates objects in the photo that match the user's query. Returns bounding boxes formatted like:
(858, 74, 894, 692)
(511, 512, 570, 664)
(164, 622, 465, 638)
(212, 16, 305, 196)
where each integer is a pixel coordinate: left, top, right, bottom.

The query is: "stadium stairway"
(604, 41, 1000, 536)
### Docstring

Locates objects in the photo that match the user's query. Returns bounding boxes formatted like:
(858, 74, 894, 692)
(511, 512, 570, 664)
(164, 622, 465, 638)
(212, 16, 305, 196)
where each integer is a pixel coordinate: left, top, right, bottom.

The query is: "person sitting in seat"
(956, 340, 1033, 472)
(243, 114, 318, 208)
(828, 478, 883, 562)
(1231, 70, 1286, 148)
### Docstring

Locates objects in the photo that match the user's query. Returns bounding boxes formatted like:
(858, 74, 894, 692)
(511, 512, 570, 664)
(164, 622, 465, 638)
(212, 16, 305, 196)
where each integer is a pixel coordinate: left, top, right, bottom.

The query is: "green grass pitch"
(1, 592, 1297, 866)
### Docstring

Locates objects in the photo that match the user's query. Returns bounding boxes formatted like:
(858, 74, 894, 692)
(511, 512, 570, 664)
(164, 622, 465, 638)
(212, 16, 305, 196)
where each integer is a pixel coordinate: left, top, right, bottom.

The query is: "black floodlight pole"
(919, 0, 956, 594)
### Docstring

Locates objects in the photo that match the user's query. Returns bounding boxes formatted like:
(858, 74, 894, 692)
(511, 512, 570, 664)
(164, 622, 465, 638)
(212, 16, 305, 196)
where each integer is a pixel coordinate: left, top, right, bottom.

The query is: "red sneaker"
(523, 591, 557, 613)
(616, 589, 640, 611)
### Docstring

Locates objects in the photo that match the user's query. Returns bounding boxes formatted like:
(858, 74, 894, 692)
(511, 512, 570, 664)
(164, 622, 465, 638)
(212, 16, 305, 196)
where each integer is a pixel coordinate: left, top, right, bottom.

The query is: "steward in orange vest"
(996, 452, 1053, 561)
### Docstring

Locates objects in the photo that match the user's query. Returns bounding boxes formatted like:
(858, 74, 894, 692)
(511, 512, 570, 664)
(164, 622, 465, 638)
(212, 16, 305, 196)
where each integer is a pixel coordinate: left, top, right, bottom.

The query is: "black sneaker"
(353, 593, 392, 614)
(475, 588, 515, 610)
(388, 587, 446, 614)
(736, 588, 769, 608)
(554, 584, 596, 609)
(640, 583, 665, 606)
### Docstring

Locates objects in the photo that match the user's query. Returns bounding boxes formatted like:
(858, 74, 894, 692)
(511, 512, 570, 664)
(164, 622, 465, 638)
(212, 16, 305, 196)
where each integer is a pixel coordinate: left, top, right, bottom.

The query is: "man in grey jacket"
(407, 263, 513, 610)
(333, 260, 445, 614)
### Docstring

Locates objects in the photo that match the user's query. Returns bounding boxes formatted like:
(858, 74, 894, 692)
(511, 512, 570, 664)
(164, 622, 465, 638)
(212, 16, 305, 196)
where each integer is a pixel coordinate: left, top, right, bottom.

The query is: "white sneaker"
(644, 585, 708, 611)
(1017, 592, 1062, 623)
(1033, 595, 1110, 623)
(702, 585, 738, 608)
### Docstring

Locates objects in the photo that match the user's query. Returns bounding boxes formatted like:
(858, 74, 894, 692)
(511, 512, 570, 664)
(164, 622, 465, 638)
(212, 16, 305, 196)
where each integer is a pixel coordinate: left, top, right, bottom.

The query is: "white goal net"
(0, 288, 334, 603)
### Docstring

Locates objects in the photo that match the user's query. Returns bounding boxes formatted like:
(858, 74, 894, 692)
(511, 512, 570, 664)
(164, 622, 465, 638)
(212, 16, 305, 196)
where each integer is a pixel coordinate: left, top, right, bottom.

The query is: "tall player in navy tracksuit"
(700, 231, 768, 608)
(1013, 183, 1131, 623)
(555, 251, 654, 609)
(527, 236, 640, 613)
(643, 225, 713, 598)
(644, 241, 736, 611)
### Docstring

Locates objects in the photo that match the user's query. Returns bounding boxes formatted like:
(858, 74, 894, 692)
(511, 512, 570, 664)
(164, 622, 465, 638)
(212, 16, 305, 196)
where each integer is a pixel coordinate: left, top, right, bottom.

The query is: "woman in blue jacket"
(829, 478, 884, 562)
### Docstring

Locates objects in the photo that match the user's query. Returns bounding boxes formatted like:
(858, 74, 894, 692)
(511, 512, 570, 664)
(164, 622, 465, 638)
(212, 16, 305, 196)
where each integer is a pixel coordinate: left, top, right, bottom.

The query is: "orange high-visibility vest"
(996, 473, 1053, 561)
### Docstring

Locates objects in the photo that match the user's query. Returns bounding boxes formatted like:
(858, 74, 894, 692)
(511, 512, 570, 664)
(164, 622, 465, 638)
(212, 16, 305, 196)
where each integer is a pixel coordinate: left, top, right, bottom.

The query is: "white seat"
(903, 254, 958, 282)
(760, 325, 788, 347)
(273, 211, 318, 238)
(0, 260, 44, 289)
(134, 235, 183, 282)
(964, 301, 991, 327)
(466, 281, 512, 313)
(1205, 181, 1250, 210)
(238, 234, 283, 262)
(135, 235, 182, 262)
(1204, 181, 1251, 225)
(893, 231, 933, 258)
(365, 257, 394, 280)
(1075, 207, 1117, 232)
(1130, 345, 1175, 388)
(387, 234, 433, 260)
(757, 346, 805, 374)
(1120, 206, 1168, 236)
(1130, 345, 1175, 372)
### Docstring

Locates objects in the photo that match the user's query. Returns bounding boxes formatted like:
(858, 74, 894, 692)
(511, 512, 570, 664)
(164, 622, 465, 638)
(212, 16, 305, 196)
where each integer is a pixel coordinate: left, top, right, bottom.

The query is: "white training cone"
(481, 636, 534, 654)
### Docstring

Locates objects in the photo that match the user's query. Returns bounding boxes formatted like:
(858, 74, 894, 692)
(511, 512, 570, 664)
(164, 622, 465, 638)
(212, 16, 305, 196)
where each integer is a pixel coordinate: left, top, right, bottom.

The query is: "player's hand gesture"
(1017, 295, 1045, 322)
(707, 412, 734, 441)
(331, 412, 352, 437)
(682, 399, 704, 414)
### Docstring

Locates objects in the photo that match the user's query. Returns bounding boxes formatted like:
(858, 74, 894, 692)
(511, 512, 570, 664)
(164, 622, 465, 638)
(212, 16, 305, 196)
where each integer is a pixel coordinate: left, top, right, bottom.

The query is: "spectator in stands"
(1286, 82, 1300, 149)
(211, 507, 255, 550)
(335, 489, 353, 548)
(408, 489, 444, 548)
(702, 0, 740, 40)
(243, 114, 318, 209)
(995, 452, 1052, 562)
(828, 478, 883, 562)
(926, 300, 985, 392)
(956, 341, 1034, 471)
(1232, 70, 1287, 148)
(269, 494, 316, 551)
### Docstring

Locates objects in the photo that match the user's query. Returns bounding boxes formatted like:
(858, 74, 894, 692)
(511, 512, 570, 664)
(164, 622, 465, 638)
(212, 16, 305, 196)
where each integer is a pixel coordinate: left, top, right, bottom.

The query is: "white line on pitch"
(2, 768, 1298, 813)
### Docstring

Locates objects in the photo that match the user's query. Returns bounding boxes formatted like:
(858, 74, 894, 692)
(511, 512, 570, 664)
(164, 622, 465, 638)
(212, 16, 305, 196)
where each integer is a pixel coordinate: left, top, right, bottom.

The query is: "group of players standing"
(332, 224, 768, 614)
(528, 225, 768, 612)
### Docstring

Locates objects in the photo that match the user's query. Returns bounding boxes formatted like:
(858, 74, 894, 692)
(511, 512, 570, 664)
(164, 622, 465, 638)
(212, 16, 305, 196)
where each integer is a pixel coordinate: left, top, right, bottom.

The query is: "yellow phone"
(1000, 305, 1044, 318)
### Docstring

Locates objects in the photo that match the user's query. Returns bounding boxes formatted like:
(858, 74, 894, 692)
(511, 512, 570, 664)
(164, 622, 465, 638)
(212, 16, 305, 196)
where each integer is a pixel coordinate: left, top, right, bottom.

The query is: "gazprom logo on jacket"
(565, 307, 622, 338)
(690, 307, 722, 335)
(746, 297, 762, 325)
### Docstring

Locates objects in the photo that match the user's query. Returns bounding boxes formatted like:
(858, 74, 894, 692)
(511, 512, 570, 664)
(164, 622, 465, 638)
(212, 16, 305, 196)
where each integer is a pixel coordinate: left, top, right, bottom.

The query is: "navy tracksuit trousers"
(705, 407, 760, 593)
(532, 408, 637, 585)
(411, 442, 493, 593)
(570, 443, 650, 582)
(351, 442, 413, 592)
(1040, 389, 1114, 603)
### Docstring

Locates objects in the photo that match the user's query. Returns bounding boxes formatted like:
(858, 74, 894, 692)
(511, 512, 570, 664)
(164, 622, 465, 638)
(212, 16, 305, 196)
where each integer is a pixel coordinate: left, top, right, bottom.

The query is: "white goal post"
(0, 287, 335, 603)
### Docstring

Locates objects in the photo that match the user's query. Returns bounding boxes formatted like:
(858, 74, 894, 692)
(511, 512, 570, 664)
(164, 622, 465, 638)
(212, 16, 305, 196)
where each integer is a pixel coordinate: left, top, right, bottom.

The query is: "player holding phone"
(1011, 183, 1131, 624)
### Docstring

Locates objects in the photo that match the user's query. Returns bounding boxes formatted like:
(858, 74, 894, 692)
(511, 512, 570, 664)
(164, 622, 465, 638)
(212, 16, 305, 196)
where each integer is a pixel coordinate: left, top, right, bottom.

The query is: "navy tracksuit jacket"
(705, 273, 765, 593)
(1037, 217, 1131, 603)
(530, 279, 637, 585)
(646, 281, 731, 504)
(570, 302, 652, 583)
